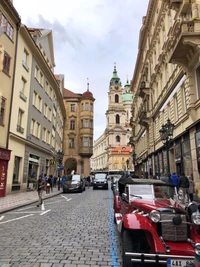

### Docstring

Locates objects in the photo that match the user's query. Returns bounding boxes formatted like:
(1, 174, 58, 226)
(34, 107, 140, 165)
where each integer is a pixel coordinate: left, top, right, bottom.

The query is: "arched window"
(116, 114, 120, 124)
(115, 94, 119, 103)
(116, 135, 120, 142)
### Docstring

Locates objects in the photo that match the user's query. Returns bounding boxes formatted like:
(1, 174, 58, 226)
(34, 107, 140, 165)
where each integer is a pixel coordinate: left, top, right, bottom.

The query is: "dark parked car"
(63, 174, 85, 193)
(93, 173, 108, 190)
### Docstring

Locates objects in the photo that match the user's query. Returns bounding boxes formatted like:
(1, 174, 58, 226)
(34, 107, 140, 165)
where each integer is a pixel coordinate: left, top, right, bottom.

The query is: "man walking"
(36, 175, 45, 207)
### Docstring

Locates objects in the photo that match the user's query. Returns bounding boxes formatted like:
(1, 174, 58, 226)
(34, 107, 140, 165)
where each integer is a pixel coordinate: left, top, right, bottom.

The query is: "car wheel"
(123, 230, 141, 267)
(93, 187, 95, 190)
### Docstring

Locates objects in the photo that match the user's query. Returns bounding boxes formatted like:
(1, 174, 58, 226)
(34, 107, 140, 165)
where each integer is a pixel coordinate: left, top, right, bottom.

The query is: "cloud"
(13, 0, 150, 139)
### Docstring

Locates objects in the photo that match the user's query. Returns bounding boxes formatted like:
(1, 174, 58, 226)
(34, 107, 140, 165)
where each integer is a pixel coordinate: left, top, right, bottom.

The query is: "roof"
(82, 90, 94, 98)
(63, 88, 82, 99)
(111, 146, 131, 155)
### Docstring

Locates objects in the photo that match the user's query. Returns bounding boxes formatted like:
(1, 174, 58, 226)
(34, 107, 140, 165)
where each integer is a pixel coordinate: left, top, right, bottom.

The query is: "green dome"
(110, 64, 121, 85)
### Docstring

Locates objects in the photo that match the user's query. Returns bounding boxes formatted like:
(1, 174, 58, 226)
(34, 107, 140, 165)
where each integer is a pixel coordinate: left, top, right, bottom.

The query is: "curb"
(0, 191, 62, 215)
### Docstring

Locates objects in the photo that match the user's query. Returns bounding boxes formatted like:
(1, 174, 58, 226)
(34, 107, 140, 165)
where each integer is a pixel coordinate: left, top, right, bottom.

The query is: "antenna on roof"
(87, 78, 89, 91)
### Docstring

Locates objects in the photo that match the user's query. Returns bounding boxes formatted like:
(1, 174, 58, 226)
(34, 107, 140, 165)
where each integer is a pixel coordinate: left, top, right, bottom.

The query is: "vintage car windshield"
(129, 184, 153, 199)
(129, 184, 171, 200)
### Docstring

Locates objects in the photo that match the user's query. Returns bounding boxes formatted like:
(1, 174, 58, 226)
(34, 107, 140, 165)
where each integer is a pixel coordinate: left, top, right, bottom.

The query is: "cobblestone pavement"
(0, 187, 122, 267)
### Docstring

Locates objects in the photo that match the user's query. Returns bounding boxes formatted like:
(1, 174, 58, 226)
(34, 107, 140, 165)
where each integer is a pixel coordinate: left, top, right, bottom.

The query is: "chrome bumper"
(125, 252, 195, 265)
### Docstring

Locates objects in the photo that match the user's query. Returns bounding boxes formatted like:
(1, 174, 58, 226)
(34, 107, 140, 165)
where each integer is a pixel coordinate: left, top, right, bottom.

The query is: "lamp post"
(159, 119, 174, 177)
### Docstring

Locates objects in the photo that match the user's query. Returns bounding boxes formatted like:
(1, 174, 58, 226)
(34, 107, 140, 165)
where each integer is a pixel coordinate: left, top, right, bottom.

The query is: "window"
(44, 104, 47, 117)
(34, 66, 39, 80)
(90, 120, 93, 128)
(21, 77, 26, 94)
(70, 104, 75, 112)
(38, 96, 42, 111)
(40, 72, 43, 87)
(36, 122, 40, 138)
(17, 109, 23, 127)
(84, 119, 89, 128)
(46, 131, 50, 144)
(0, 97, 6, 125)
(3, 52, 11, 74)
(69, 138, 74, 148)
(33, 91, 37, 106)
(90, 103, 93, 112)
(116, 114, 120, 124)
(13, 156, 21, 183)
(83, 137, 89, 147)
(45, 81, 49, 95)
(196, 65, 200, 98)
(174, 94, 179, 120)
(182, 86, 187, 113)
(49, 87, 53, 99)
(30, 119, 35, 135)
(48, 108, 51, 120)
(85, 103, 89, 111)
(70, 120, 75, 130)
(115, 94, 119, 103)
(22, 49, 29, 71)
(82, 103, 84, 111)
(42, 128, 46, 142)
(167, 104, 171, 120)
(116, 135, 120, 142)
(6, 22, 13, 40)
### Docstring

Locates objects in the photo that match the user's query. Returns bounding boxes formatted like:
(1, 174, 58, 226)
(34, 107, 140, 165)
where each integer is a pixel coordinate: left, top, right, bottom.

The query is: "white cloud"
(13, 0, 149, 139)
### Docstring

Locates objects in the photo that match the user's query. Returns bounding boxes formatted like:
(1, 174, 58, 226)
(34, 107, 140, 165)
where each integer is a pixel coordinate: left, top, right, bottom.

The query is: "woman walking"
(188, 175, 195, 202)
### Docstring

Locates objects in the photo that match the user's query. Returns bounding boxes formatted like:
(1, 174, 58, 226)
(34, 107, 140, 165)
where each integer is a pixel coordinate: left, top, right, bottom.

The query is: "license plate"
(98, 186, 103, 188)
(167, 259, 194, 267)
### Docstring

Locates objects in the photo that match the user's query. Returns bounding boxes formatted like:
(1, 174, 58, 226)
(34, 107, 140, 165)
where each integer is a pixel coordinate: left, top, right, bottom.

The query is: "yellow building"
(130, 0, 200, 192)
(109, 146, 132, 171)
(0, 0, 20, 196)
(63, 83, 95, 177)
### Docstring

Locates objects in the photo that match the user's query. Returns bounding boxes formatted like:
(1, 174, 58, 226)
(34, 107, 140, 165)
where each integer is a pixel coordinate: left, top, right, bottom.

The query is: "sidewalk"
(0, 188, 62, 214)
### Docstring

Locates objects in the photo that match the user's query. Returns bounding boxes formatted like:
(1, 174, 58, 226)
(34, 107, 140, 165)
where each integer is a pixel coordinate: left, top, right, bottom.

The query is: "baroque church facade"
(92, 65, 133, 172)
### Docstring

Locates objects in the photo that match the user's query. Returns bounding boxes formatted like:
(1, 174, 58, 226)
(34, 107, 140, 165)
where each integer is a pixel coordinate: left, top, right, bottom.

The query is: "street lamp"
(159, 119, 174, 177)
(126, 159, 130, 170)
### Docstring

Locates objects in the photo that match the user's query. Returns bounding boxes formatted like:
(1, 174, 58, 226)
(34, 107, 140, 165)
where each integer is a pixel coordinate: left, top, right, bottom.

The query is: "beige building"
(130, 0, 200, 192)
(63, 83, 95, 177)
(93, 66, 133, 172)
(0, 0, 20, 196)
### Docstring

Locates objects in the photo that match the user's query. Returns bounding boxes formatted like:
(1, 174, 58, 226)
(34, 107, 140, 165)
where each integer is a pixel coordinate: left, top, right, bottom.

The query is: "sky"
(13, 0, 149, 140)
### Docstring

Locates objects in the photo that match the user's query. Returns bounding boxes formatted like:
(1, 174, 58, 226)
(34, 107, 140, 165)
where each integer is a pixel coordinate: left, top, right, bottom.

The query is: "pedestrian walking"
(46, 176, 51, 194)
(87, 175, 90, 188)
(36, 175, 45, 207)
(170, 172, 179, 199)
(188, 175, 195, 202)
(178, 172, 189, 204)
(50, 174, 54, 192)
(57, 177, 61, 191)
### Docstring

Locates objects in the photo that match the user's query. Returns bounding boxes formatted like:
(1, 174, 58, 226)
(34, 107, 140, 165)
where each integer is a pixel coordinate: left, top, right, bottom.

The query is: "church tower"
(105, 64, 128, 153)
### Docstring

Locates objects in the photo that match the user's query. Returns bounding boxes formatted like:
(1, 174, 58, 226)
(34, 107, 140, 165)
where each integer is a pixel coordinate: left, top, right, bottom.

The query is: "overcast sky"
(13, 0, 149, 140)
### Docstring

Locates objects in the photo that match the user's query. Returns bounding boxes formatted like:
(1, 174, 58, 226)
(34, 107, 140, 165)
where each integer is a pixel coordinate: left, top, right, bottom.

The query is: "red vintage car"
(113, 178, 200, 267)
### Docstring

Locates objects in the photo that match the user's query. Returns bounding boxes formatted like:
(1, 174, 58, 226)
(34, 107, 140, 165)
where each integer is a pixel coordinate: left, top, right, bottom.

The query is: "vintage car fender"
(113, 195, 121, 213)
(123, 213, 166, 253)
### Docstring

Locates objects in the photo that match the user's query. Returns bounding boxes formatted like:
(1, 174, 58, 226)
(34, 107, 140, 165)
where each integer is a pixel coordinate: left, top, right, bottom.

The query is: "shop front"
(0, 148, 11, 197)
(174, 140, 183, 176)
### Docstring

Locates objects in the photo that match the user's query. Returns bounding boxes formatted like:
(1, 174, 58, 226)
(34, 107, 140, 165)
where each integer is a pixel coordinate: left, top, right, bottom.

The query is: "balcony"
(169, 19, 200, 67)
(139, 81, 150, 98)
(138, 111, 150, 128)
(79, 147, 93, 157)
(17, 125, 24, 134)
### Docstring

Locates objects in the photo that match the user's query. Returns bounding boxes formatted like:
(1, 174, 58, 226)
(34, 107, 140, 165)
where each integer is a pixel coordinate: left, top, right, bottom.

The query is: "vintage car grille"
(160, 213, 188, 242)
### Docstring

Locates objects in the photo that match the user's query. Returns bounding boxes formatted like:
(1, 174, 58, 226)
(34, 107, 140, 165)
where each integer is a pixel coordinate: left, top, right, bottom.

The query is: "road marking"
(61, 195, 68, 200)
(0, 214, 34, 224)
(67, 198, 72, 201)
(9, 211, 41, 214)
(40, 209, 51, 215)
(0, 216, 4, 221)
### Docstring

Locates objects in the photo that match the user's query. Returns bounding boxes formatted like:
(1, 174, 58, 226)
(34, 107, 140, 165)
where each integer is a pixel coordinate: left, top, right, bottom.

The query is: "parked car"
(63, 174, 85, 193)
(114, 178, 200, 267)
(93, 173, 108, 190)
(111, 177, 119, 195)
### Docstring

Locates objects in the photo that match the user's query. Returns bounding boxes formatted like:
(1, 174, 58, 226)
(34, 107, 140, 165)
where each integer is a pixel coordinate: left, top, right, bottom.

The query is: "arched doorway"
(64, 158, 77, 175)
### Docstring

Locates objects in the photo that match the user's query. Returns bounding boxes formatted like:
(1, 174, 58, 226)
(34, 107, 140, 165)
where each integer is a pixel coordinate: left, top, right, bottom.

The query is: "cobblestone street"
(0, 186, 122, 267)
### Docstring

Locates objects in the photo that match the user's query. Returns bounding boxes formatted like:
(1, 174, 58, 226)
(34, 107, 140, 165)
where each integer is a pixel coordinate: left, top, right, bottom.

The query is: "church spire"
(87, 78, 89, 91)
(110, 63, 121, 85)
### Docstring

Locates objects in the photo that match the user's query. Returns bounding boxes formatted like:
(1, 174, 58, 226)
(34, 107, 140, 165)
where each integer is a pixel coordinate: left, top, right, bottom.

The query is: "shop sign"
(0, 148, 11, 161)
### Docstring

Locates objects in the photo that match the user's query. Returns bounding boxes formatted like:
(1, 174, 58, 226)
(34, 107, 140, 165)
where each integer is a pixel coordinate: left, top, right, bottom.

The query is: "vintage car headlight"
(149, 210, 161, 223)
(195, 243, 200, 255)
(191, 211, 200, 225)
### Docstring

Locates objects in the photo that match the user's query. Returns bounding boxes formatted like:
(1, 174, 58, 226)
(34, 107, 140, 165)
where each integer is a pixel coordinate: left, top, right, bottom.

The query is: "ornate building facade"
(130, 0, 200, 193)
(63, 83, 95, 177)
(93, 65, 133, 171)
